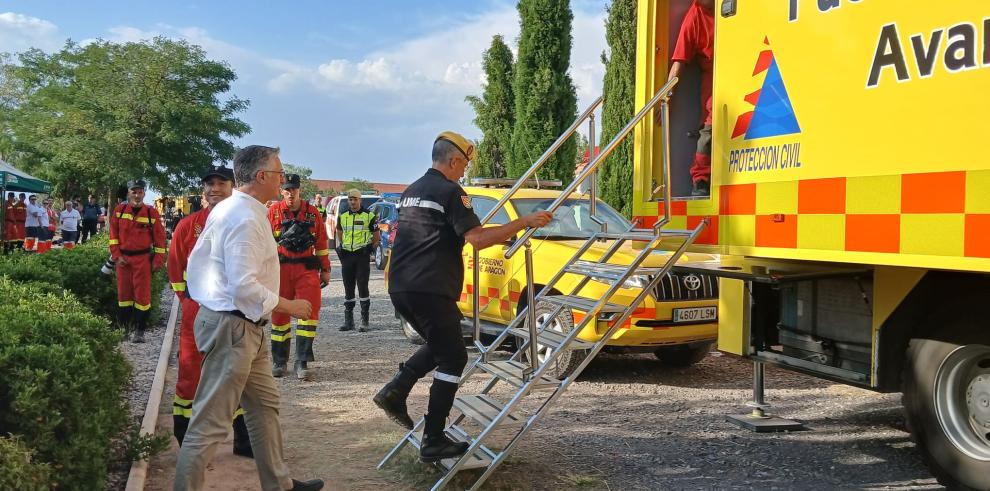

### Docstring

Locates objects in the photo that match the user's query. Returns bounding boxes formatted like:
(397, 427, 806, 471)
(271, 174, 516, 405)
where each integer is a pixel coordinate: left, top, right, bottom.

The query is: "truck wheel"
(519, 300, 586, 380)
(654, 341, 714, 367)
(400, 316, 424, 345)
(375, 244, 387, 270)
(903, 326, 990, 491)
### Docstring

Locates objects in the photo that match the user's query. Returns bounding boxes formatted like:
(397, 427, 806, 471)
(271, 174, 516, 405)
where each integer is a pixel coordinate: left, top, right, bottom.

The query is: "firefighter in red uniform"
(42, 198, 57, 253)
(3, 192, 16, 254)
(110, 180, 166, 343)
(167, 165, 253, 457)
(268, 174, 331, 380)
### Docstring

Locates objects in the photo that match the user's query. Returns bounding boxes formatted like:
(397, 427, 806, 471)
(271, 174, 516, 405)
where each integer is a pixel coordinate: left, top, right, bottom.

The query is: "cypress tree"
(466, 35, 515, 179)
(508, 0, 578, 184)
(598, 0, 637, 217)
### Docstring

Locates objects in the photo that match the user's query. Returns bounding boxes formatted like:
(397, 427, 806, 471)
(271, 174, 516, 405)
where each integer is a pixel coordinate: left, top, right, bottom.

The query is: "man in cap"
(373, 131, 552, 462)
(109, 179, 167, 343)
(168, 165, 252, 457)
(268, 173, 331, 380)
(335, 188, 379, 332)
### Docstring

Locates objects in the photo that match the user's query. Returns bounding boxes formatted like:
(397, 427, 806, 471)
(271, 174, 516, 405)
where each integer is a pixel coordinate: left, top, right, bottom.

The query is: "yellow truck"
(632, 1, 990, 488)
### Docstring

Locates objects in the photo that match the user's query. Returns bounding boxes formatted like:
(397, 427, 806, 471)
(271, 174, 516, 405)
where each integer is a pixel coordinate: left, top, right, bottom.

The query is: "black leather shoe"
(289, 478, 324, 491)
(420, 434, 469, 463)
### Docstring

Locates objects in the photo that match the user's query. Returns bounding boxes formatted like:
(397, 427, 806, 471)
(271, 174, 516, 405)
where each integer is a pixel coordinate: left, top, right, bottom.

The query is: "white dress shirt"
(187, 189, 280, 322)
(60, 209, 81, 231)
(25, 203, 43, 227)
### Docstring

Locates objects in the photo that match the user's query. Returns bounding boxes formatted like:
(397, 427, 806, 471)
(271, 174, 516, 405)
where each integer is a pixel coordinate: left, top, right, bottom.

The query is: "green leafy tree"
(2, 38, 249, 197)
(466, 35, 514, 179)
(342, 178, 376, 193)
(508, 0, 578, 184)
(599, 0, 637, 217)
(282, 162, 320, 199)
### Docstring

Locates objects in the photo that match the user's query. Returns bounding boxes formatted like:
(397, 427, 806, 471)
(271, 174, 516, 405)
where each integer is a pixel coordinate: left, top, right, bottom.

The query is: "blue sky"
(0, 1, 609, 184)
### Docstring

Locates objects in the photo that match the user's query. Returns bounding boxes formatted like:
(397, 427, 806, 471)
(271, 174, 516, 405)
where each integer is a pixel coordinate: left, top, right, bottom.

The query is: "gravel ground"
(138, 258, 944, 490)
(107, 289, 175, 491)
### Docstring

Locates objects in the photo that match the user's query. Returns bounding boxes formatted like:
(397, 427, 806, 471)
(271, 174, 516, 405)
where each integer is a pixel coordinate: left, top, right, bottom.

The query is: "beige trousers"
(174, 308, 292, 491)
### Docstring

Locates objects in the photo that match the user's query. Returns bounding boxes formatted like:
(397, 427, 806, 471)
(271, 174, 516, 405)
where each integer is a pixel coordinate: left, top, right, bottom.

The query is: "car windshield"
(511, 198, 631, 239)
(337, 197, 379, 213)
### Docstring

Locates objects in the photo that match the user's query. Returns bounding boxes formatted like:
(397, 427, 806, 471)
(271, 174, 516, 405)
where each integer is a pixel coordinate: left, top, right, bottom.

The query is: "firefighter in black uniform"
(373, 131, 552, 462)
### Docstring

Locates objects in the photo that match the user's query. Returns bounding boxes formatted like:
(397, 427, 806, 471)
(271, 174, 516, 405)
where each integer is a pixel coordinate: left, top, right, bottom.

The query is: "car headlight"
(589, 274, 651, 290)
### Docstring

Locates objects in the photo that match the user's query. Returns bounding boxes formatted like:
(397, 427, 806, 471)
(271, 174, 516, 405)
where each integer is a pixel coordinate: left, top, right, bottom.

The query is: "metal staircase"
(378, 77, 707, 490)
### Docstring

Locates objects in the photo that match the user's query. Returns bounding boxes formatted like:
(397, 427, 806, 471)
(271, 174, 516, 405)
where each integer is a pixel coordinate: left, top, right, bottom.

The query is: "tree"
(2, 38, 249, 197)
(466, 35, 514, 179)
(508, 0, 578, 184)
(342, 178, 376, 193)
(282, 162, 320, 199)
(599, 0, 637, 217)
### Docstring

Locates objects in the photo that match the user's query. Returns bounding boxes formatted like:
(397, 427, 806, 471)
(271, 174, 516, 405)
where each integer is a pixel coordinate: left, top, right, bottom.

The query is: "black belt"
(222, 310, 269, 327)
(278, 254, 321, 270)
(121, 248, 151, 256)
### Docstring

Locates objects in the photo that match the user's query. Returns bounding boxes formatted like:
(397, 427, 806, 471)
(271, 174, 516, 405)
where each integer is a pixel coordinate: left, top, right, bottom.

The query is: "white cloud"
(0, 12, 61, 53)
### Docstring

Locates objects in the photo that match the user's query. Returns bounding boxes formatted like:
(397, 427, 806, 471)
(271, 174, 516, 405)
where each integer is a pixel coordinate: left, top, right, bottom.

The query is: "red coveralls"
(40, 207, 57, 253)
(167, 209, 251, 451)
(267, 200, 331, 367)
(109, 202, 166, 334)
(13, 200, 26, 247)
(3, 198, 16, 252)
(671, 0, 715, 184)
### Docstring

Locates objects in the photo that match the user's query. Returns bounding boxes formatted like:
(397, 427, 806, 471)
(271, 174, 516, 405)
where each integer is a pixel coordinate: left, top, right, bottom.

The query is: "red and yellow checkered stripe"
(459, 284, 522, 317)
(635, 170, 990, 261)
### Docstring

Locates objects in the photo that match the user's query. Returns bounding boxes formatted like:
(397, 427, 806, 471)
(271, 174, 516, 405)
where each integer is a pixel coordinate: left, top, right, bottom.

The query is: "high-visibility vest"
(339, 209, 375, 252)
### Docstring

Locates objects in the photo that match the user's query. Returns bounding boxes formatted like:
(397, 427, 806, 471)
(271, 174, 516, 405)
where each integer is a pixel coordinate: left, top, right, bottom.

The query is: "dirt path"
(146, 259, 942, 490)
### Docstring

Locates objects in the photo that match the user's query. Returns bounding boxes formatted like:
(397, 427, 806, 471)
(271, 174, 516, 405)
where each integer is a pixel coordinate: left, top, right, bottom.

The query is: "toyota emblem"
(683, 274, 702, 291)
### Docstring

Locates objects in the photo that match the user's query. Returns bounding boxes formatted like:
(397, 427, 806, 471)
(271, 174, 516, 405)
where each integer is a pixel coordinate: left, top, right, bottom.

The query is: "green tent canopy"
(0, 159, 52, 194)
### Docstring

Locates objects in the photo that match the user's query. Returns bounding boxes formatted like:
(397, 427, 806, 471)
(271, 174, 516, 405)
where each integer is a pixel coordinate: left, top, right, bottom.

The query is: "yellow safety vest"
(339, 209, 375, 252)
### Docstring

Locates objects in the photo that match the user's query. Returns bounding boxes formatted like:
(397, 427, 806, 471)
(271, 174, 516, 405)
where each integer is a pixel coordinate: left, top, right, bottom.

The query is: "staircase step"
(596, 231, 657, 241)
(565, 260, 664, 281)
(406, 425, 494, 471)
(477, 360, 560, 390)
(508, 326, 594, 350)
(453, 394, 525, 428)
(540, 294, 626, 313)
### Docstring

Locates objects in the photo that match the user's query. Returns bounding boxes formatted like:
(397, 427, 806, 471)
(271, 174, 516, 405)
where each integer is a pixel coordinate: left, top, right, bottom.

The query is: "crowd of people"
(2, 130, 552, 490)
(3, 192, 107, 254)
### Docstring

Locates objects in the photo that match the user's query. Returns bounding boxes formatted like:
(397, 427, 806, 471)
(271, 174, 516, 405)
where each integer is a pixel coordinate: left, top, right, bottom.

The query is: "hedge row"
(0, 235, 167, 488)
(0, 235, 166, 324)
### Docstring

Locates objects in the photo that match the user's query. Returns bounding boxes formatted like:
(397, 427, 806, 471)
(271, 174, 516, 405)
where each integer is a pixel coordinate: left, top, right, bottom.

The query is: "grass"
(559, 472, 607, 488)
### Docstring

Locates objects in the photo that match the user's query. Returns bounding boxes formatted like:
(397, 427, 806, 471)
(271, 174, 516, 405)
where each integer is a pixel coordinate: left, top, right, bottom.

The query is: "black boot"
(339, 305, 355, 331)
(359, 300, 370, 332)
(132, 311, 147, 343)
(271, 325, 291, 375)
(372, 363, 418, 429)
(117, 306, 133, 338)
(289, 479, 324, 491)
(420, 433, 469, 463)
(232, 412, 254, 459)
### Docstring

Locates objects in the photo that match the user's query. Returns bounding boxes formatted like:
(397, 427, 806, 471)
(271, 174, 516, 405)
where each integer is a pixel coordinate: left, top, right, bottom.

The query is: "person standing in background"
(81, 195, 101, 243)
(335, 189, 379, 332)
(59, 201, 81, 250)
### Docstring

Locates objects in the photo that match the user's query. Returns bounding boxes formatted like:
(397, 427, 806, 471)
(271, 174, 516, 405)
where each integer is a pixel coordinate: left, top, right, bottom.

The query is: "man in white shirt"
(24, 195, 43, 252)
(175, 146, 324, 491)
(59, 201, 81, 249)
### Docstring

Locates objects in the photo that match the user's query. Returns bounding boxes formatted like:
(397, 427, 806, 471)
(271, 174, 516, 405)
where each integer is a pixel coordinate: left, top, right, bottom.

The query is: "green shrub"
(0, 278, 130, 490)
(0, 435, 52, 491)
(0, 234, 166, 323)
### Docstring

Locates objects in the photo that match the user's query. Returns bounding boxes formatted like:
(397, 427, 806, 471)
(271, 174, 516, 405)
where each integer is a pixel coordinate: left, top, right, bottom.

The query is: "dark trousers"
(390, 292, 468, 436)
(80, 219, 97, 243)
(339, 249, 371, 311)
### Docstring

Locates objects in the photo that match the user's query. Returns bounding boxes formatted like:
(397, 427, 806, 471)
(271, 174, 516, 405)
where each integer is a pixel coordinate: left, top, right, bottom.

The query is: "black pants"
(390, 292, 468, 436)
(80, 219, 97, 243)
(338, 249, 370, 310)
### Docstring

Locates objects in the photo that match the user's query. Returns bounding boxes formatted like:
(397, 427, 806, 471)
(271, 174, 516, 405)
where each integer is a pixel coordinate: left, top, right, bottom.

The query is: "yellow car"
(397, 185, 720, 378)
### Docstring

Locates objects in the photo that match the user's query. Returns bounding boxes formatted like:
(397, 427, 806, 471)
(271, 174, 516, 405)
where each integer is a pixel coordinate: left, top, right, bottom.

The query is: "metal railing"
(470, 96, 604, 356)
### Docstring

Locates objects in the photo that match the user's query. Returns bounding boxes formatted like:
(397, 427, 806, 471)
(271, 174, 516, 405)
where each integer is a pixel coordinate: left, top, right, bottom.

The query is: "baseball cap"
(435, 131, 476, 162)
(201, 165, 234, 182)
(282, 173, 301, 190)
(127, 179, 146, 190)
(347, 189, 362, 199)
